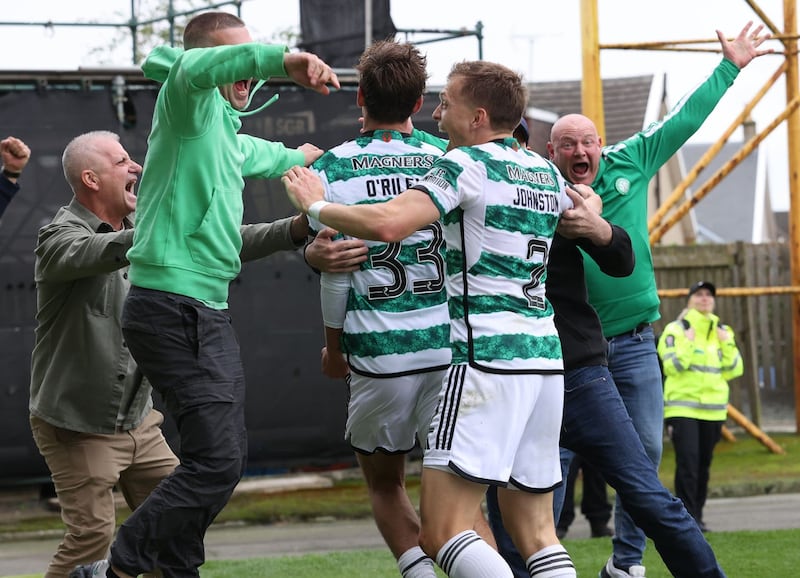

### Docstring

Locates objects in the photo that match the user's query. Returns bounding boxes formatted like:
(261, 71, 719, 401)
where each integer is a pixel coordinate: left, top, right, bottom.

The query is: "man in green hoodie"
(71, 11, 340, 578)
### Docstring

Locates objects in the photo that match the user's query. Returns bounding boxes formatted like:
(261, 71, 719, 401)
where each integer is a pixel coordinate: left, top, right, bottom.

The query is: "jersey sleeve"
(410, 128, 449, 152)
(415, 149, 482, 217)
(320, 271, 350, 329)
(551, 159, 574, 213)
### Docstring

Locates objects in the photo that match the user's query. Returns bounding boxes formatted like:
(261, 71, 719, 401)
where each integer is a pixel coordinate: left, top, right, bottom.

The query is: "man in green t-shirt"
(546, 22, 770, 578)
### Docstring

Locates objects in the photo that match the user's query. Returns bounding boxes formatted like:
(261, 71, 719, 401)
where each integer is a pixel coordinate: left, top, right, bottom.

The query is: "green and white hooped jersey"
(312, 130, 450, 377)
(418, 138, 571, 373)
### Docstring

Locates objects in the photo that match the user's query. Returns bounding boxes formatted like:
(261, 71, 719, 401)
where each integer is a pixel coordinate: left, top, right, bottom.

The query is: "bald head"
(550, 114, 597, 143)
(547, 113, 603, 186)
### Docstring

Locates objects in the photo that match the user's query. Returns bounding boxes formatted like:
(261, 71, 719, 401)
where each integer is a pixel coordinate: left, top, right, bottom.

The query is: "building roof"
(527, 74, 657, 152)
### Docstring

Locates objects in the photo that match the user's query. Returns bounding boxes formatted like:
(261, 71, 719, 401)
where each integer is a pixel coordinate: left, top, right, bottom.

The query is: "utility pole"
(782, 0, 800, 433)
(580, 0, 605, 141)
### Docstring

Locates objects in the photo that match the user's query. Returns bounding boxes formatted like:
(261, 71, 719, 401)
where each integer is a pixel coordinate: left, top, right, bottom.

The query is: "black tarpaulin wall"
(299, 0, 397, 68)
(0, 76, 443, 481)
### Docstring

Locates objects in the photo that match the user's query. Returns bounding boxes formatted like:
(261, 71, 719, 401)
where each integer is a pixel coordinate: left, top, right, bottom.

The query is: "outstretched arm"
(718, 21, 772, 70)
(239, 214, 308, 263)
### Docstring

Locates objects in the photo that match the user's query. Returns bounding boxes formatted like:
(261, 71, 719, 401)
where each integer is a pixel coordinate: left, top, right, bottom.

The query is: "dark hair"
(184, 11, 246, 49)
(513, 117, 530, 146)
(356, 40, 428, 124)
(447, 61, 527, 133)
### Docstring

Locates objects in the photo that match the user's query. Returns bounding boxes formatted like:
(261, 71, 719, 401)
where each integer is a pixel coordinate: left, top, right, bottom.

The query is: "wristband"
(2, 168, 21, 179)
(308, 200, 330, 221)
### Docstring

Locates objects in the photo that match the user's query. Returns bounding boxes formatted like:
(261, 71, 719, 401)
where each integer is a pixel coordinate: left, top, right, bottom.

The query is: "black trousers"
(113, 286, 248, 578)
(666, 416, 723, 525)
(557, 455, 611, 530)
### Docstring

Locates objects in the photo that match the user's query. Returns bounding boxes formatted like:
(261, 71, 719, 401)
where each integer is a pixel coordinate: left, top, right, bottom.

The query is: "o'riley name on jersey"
(365, 175, 421, 197)
(351, 154, 437, 198)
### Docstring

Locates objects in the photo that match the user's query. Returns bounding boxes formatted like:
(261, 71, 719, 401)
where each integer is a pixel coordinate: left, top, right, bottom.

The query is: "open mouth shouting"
(570, 161, 591, 182)
(227, 79, 253, 110)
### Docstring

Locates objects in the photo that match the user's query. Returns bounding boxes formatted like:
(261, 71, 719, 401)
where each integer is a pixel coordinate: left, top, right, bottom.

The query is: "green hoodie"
(127, 43, 306, 308)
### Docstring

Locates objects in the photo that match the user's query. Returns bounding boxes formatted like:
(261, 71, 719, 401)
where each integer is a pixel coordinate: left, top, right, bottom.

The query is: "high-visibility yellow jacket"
(657, 308, 743, 422)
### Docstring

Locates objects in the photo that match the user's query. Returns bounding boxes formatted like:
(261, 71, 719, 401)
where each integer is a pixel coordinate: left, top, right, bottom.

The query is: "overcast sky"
(3, 0, 794, 209)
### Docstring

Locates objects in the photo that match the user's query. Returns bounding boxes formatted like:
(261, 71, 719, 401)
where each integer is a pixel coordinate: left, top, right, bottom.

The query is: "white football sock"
(436, 530, 513, 577)
(398, 546, 437, 577)
(526, 544, 576, 577)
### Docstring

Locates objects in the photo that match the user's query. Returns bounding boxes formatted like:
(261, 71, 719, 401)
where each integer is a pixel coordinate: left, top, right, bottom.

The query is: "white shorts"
(424, 364, 564, 492)
(346, 369, 445, 454)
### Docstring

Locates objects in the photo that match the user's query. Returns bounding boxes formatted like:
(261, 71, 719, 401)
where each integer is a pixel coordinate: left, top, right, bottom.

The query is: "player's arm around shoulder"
(283, 166, 440, 243)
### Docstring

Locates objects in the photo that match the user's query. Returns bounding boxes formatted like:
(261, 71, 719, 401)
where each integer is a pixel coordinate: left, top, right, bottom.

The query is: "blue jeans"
(486, 364, 726, 578)
(552, 447, 575, 524)
(607, 325, 664, 568)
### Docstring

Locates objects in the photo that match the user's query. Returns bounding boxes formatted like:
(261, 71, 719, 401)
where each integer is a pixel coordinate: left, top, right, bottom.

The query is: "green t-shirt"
(584, 58, 740, 337)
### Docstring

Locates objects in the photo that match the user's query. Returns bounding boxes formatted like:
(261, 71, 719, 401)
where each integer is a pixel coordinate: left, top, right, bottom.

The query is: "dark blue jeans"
(486, 365, 726, 578)
(606, 325, 664, 568)
(556, 452, 610, 530)
(113, 287, 248, 578)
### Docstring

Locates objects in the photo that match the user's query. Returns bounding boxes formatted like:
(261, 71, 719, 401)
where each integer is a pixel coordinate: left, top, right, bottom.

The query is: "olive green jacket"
(30, 197, 300, 434)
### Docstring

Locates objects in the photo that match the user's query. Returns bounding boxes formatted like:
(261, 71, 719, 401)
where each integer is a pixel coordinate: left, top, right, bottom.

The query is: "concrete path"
(1, 493, 799, 576)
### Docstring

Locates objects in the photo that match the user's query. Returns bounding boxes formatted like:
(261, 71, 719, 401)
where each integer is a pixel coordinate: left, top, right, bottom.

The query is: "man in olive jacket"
(29, 130, 309, 578)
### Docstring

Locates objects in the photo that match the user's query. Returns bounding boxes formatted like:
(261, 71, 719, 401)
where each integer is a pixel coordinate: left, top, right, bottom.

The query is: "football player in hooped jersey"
(285, 60, 590, 578)
(309, 40, 449, 578)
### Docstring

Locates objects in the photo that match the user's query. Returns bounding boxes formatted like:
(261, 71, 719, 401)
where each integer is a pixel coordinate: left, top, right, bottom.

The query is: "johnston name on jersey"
(416, 138, 573, 374)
